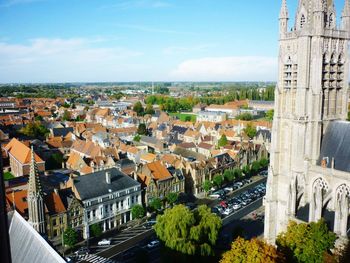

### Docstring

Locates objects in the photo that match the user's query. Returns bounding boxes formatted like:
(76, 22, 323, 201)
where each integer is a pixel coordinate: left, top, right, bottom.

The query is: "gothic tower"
(264, 0, 350, 243)
(27, 147, 46, 234)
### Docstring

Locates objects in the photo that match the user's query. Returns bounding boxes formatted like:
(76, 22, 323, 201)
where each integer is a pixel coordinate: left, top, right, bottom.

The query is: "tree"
(133, 101, 144, 116)
(133, 134, 141, 142)
(154, 205, 222, 256)
(235, 112, 253, 121)
(20, 121, 49, 138)
(250, 161, 261, 176)
(149, 198, 162, 211)
(90, 224, 102, 238)
(203, 180, 212, 195)
(213, 175, 224, 188)
(184, 115, 192, 122)
(266, 109, 274, 121)
(218, 134, 228, 147)
(137, 123, 147, 135)
(63, 227, 78, 248)
(244, 123, 257, 139)
(145, 104, 155, 115)
(35, 115, 44, 121)
(276, 220, 337, 263)
(166, 192, 178, 206)
(223, 169, 235, 182)
(46, 153, 63, 170)
(62, 110, 71, 121)
(259, 158, 269, 169)
(220, 237, 284, 263)
(131, 204, 145, 219)
(233, 168, 243, 179)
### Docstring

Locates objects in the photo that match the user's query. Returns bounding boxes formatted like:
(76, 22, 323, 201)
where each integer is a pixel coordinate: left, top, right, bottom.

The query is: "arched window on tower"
(300, 14, 306, 28)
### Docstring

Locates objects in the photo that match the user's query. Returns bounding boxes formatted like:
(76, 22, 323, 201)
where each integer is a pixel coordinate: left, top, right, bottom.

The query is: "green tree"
(218, 134, 228, 147)
(184, 115, 192, 122)
(250, 161, 261, 175)
(63, 227, 78, 248)
(259, 158, 269, 169)
(46, 153, 63, 170)
(145, 104, 155, 115)
(166, 192, 178, 206)
(244, 123, 257, 139)
(276, 220, 336, 263)
(223, 169, 235, 182)
(90, 224, 102, 238)
(131, 204, 145, 219)
(133, 101, 144, 116)
(233, 168, 243, 179)
(149, 198, 162, 212)
(137, 123, 147, 135)
(266, 109, 274, 121)
(62, 110, 71, 121)
(35, 115, 44, 121)
(235, 112, 253, 121)
(202, 180, 212, 195)
(20, 122, 49, 138)
(133, 134, 141, 142)
(154, 205, 222, 256)
(220, 237, 284, 263)
(213, 175, 224, 188)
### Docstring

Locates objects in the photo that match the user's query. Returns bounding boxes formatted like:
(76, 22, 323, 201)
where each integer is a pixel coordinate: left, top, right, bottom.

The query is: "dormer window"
(300, 14, 306, 28)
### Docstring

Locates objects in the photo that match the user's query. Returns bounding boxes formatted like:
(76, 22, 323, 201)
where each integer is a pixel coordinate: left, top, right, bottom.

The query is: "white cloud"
(0, 38, 143, 83)
(170, 56, 278, 81)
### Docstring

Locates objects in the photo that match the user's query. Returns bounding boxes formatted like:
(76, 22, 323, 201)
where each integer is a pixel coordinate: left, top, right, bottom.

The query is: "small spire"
(280, 0, 289, 19)
(342, 0, 350, 17)
(28, 146, 42, 195)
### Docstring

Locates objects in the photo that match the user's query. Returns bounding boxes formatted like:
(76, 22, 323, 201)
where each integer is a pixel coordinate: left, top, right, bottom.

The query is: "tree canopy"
(265, 109, 274, 121)
(235, 112, 253, 121)
(63, 227, 78, 248)
(154, 205, 222, 256)
(276, 220, 336, 263)
(213, 175, 224, 188)
(145, 104, 155, 115)
(133, 101, 144, 116)
(90, 224, 102, 238)
(218, 134, 228, 147)
(137, 123, 147, 135)
(19, 122, 49, 138)
(244, 123, 257, 139)
(223, 169, 235, 182)
(149, 197, 162, 211)
(131, 204, 145, 219)
(202, 180, 212, 194)
(220, 237, 284, 263)
(166, 192, 178, 206)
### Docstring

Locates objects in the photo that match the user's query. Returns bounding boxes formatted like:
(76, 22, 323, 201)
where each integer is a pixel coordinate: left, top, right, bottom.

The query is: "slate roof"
(52, 127, 74, 137)
(8, 211, 65, 263)
(73, 168, 140, 200)
(318, 121, 350, 172)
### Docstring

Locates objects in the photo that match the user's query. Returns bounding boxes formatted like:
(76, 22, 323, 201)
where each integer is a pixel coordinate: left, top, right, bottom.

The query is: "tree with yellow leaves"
(220, 237, 284, 263)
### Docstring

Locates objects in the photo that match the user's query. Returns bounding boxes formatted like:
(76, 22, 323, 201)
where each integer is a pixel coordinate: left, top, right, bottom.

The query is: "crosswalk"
(76, 254, 115, 263)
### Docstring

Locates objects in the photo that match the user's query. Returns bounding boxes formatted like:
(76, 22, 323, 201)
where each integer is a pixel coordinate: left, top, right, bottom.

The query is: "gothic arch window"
(300, 14, 306, 28)
(328, 13, 334, 28)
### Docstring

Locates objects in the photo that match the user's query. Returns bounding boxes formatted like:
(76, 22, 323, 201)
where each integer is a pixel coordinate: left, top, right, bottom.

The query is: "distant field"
(170, 112, 197, 122)
(4, 171, 15, 180)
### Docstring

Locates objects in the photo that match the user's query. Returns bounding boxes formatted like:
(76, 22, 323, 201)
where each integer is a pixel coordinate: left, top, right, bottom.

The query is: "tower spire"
(27, 146, 46, 234)
(279, 0, 289, 37)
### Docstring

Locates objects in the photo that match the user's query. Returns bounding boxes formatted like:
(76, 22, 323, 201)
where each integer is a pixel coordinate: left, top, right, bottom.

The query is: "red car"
(220, 201, 228, 208)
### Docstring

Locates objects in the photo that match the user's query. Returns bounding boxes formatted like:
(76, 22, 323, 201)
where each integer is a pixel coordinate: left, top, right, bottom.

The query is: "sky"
(0, 0, 346, 83)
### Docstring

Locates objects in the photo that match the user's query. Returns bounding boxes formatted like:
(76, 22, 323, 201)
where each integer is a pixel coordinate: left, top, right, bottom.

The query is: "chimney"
(106, 171, 111, 184)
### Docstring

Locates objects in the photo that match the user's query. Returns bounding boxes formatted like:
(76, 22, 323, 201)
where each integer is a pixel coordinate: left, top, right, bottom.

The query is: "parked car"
(223, 208, 233, 216)
(98, 239, 111, 246)
(209, 192, 220, 198)
(224, 186, 234, 192)
(147, 240, 160, 249)
(74, 247, 89, 256)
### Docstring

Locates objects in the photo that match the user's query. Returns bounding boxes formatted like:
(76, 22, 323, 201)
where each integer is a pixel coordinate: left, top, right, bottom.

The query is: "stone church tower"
(27, 147, 46, 234)
(264, 0, 350, 243)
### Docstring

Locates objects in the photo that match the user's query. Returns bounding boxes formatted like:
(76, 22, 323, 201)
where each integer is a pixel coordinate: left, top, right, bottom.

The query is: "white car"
(147, 240, 160, 249)
(98, 239, 111, 246)
(223, 208, 233, 215)
(209, 193, 220, 198)
(232, 204, 241, 210)
(224, 186, 234, 192)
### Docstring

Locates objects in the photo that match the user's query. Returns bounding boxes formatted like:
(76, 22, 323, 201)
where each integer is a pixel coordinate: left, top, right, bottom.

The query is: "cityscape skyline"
(0, 0, 345, 83)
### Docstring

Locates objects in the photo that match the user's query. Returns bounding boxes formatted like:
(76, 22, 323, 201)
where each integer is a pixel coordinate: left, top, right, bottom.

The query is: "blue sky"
(0, 0, 346, 83)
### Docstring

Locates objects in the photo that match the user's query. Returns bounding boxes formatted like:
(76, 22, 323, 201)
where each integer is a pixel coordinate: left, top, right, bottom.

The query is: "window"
(300, 14, 306, 28)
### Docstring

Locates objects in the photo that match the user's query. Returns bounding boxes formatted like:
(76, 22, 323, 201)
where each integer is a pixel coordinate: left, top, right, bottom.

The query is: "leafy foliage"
(154, 205, 222, 256)
(202, 180, 212, 194)
(220, 237, 284, 263)
(233, 168, 243, 179)
(19, 122, 49, 138)
(265, 109, 274, 121)
(259, 158, 269, 169)
(133, 134, 141, 142)
(63, 227, 78, 248)
(235, 112, 253, 121)
(223, 169, 235, 182)
(62, 110, 71, 121)
(133, 101, 144, 116)
(145, 104, 155, 115)
(46, 153, 63, 170)
(90, 224, 102, 238)
(137, 123, 147, 135)
(149, 198, 162, 211)
(244, 123, 257, 139)
(218, 134, 228, 147)
(131, 204, 145, 219)
(213, 175, 224, 188)
(166, 192, 178, 206)
(276, 220, 336, 263)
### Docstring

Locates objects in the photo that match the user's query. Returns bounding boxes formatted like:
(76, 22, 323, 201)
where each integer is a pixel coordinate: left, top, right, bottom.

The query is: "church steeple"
(27, 147, 46, 234)
(279, 0, 289, 38)
(342, 0, 350, 33)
